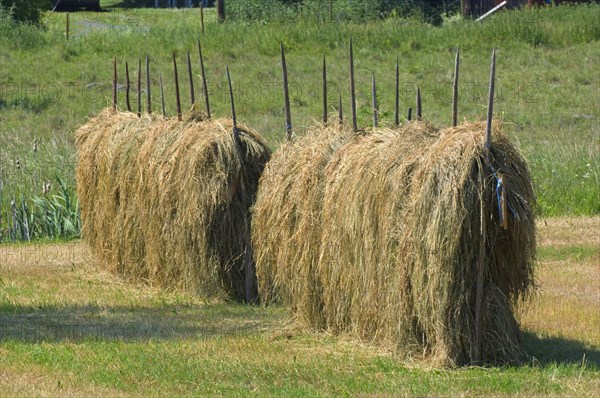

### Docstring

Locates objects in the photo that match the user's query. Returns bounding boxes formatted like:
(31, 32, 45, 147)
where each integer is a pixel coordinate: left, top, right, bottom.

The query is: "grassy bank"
(0, 4, 598, 238)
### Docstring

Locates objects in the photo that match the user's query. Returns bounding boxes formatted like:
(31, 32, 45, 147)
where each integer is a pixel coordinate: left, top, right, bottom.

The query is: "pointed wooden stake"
(322, 56, 327, 126)
(226, 65, 237, 132)
(112, 57, 117, 111)
(452, 48, 460, 127)
(416, 85, 422, 120)
(146, 53, 152, 114)
(372, 72, 378, 128)
(338, 92, 343, 128)
(281, 42, 293, 140)
(197, 38, 211, 119)
(395, 56, 399, 127)
(474, 170, 486, 365)
(125, 61, 132, 112)
(187, 50, 195, 106)
(159, 72, 166, 116)
(349, 37, 357, 132)
(173, 52, 182, 121)
(137, 57, 142, 117)
(485, 49, 496, 149)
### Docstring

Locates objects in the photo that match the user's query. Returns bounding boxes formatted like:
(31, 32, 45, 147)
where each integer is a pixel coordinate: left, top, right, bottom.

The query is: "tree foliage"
(0, 0, 49, 24)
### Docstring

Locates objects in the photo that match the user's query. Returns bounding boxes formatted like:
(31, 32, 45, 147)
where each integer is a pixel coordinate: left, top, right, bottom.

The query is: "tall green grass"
(0, 175, 80, 242)
(0, 4, 598, 227)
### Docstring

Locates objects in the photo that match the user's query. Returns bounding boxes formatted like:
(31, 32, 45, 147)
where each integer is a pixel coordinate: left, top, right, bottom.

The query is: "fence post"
(217, 0, 225, 23)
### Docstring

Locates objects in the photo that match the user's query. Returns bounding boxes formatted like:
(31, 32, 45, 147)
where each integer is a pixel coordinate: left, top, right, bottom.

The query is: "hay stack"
(252, 121, 536, 365)
(76, 108, 271, 301)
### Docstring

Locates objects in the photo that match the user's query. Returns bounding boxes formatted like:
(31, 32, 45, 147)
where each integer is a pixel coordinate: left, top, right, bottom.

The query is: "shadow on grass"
(0, 302, 284, 343)
(522, 331, 600, 368)
(2, 303, 597, 369)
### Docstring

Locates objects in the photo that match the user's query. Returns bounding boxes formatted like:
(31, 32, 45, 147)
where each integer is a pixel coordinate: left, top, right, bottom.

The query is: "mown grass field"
(0, 217, 599, 396)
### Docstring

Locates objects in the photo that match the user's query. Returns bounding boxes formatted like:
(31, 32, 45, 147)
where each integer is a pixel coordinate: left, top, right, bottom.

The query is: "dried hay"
(252, 120, 536, 366)
(76, 108, 271, 301)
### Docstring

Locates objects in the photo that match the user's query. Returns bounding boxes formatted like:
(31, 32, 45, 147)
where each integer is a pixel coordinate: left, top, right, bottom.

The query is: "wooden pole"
(146, 53, 151, 114)
(416, 85, 422, 120)
(187, 50, 195, 106)
(407, 107, 412, 121)
(349, 37, 357, 132)
(137, 58, 142, 116)
(112, 57, 117, 111)
(338, 92, 343, 127)
(281, 42, 292, 140)
(474, 170, 486, 364)
(125, 61, 132, 112)
(159, 72, 166, 116)
(217, 0, 225, 23)
(452, 48, 460, 127)
(322, 56, 327, 126)
(243, 239, 258, 304)
(197, 39, 211, 119)
(395, 56, 399, 127)
(200, 3, 205, 34)
(485, 49, 496, 149)
(372, 72, 378, 128)
(226, 65, 237, 131)
(474, 49, 497, 364)
(173, 52, 182, 121)
(66, 13, 69, 40)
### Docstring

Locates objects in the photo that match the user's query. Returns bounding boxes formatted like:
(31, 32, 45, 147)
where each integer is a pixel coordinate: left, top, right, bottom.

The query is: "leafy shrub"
(0, 0, 49, 24)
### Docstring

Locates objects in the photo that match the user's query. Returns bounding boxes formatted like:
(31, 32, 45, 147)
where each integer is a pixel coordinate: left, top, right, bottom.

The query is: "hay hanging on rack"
(76, 108, 271, 301)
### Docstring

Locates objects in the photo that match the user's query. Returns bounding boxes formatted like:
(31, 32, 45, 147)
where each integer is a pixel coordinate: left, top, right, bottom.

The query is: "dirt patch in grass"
(537, 216, 600, 248)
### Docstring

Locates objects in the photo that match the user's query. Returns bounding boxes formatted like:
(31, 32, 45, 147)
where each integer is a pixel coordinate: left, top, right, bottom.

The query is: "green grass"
(537, 244, 598, 262)
(0, 3, 599, 222)
(0, 339, 594, 397)
(1, 225, 599, 397)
